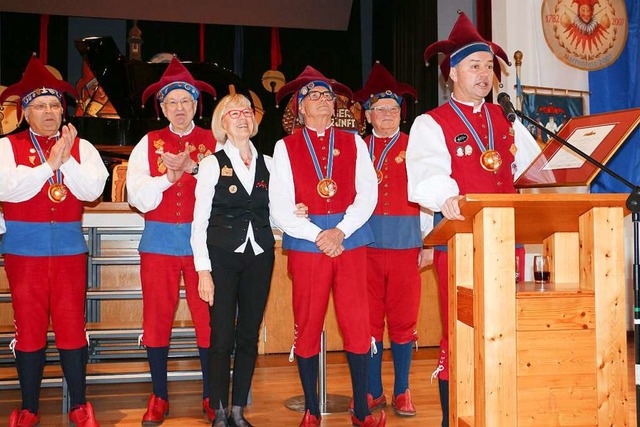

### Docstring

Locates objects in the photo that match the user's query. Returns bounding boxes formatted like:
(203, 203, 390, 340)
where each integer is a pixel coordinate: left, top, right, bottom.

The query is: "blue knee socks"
(15, 348, 46, 414)
(59, 346, 88, 408)
(347, 352, 370, 422)
(367, 341, 383, 399)
(147, 346, 169, 400)
(391, 340, 413, 396)
(198, 346, 209, 399)
(296, 354, 320, 417)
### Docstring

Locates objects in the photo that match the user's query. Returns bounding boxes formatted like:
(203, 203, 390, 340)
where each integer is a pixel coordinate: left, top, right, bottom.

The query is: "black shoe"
(228, 415, 254, 427)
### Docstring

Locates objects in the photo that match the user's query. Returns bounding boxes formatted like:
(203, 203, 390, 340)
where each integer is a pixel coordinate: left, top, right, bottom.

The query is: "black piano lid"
(74, 36, 252, 119)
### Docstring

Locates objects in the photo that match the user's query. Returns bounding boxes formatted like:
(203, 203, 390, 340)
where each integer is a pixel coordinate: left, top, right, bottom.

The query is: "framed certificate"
(515, 107, 640, 188)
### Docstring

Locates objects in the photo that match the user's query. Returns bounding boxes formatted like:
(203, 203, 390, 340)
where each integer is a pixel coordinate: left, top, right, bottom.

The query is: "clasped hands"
(293, 203, 344, 258)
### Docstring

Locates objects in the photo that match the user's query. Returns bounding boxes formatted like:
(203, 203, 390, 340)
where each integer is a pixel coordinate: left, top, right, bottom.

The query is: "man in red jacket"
(270, 66, 384, 427)
(406, 12, 541, 427)
(0, 55, 108, 427)
(353, 63, 433, 418)
(126, 57, 218, 424)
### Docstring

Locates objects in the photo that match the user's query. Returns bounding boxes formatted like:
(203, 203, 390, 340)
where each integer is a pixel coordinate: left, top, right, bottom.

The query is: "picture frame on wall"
(519, 85, 589, 145)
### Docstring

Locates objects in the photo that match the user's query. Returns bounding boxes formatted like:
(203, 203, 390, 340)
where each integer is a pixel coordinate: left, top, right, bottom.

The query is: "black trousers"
(207, 244, 274, 408)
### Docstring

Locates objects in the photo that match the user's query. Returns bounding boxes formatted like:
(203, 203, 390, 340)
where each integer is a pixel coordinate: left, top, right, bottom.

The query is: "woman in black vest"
(191, 93, 275, 427)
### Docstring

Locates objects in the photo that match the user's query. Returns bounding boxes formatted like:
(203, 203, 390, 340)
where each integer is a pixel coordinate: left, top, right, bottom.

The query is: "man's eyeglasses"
(163, 99, 195, 109)
(225, 109, 254, 119)
(306, 91, 335, 102)
(370, 105, 400, 114)
(29, 103, 63, 112)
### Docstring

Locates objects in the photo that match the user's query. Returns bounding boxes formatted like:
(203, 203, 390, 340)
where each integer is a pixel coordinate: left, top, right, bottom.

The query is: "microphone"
(497, 92, 517, 123)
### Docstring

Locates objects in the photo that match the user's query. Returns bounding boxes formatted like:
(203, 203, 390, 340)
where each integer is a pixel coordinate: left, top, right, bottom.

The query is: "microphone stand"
(515, 109, 640, 423)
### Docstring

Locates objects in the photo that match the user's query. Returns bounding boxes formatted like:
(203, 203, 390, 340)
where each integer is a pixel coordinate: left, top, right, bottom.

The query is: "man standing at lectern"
(0, 55, 108, 427)
(405, 12, 540, 427)
(126, 57, 219, 424)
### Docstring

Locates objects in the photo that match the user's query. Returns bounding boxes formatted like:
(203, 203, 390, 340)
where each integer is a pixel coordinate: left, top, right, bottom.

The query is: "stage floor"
(0, 344, 636, 426)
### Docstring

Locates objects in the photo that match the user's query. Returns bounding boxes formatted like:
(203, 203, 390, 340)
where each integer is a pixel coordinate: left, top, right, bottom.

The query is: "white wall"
(491, 0, 589, 101)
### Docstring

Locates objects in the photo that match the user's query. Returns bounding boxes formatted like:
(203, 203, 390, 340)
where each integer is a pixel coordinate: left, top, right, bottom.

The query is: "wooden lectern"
(424, 193, 629, 427)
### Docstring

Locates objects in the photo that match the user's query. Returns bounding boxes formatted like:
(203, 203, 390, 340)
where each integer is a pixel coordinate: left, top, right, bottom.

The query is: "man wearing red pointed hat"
(126, 57, 219, 424)
(270, 66, 384, 427)
(353, 63, 433, 418)
(405, 12, 541, 427)
(0, 55, 108, 427)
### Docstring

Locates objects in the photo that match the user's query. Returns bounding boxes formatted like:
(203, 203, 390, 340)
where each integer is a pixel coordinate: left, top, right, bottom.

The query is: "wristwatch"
(189, 163, 199, 175)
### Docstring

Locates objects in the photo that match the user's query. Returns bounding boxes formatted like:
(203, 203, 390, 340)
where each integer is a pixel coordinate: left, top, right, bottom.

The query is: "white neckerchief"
(169, 121, 195, 137)
(451, 94, 485, 114)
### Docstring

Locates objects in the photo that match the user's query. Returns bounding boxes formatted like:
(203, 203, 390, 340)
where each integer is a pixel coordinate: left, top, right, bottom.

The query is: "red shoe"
(349, 393, 387, 413)
(351, 410, 386, 427)
(202, 398, 215, 421)
(392, 389, 416, 416)
(142, 394, 169, 425)
(298, 409, 321, 427)
(69, 401, 100, 427)
(8, 409, 40, 427)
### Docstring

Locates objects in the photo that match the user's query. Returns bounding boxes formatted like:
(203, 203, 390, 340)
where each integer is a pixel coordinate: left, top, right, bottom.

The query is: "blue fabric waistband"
(283, 213, 374, 253)
(0, 221, 86, 256)
(139, 220, 193, 256)
(367, 215, 422, 249)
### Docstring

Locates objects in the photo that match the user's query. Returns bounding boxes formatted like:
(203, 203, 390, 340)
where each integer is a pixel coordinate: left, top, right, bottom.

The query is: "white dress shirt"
(406, 96, 541, 212)
(191, 140, 273, 272)
(269, 126, 378, 243)
(126, 122, 222, 213)
(0, 131, 108, 203)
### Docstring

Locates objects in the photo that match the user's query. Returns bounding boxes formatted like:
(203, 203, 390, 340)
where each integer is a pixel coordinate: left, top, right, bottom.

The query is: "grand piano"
(69, 36, 254, 200)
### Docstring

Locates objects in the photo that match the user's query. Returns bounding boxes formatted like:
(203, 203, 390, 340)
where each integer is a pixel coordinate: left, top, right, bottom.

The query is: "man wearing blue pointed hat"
(405, 11, 541, 427)
(270, 66, 385, 427)
(0, 55, 108, 427)
(353, 62, 433, 418)
(126, 56, 219, 424)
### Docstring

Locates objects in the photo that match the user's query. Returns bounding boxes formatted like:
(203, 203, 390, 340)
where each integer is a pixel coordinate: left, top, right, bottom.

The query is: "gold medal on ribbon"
(48, 183, 68, 203)
(317, 178, 337, 198)
(480, 150, 502, 172)
(376, 170, 384, 184)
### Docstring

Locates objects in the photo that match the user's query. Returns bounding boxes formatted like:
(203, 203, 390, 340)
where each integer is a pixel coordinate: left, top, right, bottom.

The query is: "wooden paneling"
(517, 330, 596, 376)
(544, 232, 579, 283)
(0, 265, 11, 325)
(580, 207, 629, 426)
(450, 233, 475, 424)
(517, 295, 595, 331)
(473, 207, 517, 426)
(517, 374, 597, 426)
(456, 287, 473, 327)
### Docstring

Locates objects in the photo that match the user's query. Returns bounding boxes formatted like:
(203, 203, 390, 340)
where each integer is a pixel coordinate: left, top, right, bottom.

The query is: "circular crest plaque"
(541, 0, 628, 70)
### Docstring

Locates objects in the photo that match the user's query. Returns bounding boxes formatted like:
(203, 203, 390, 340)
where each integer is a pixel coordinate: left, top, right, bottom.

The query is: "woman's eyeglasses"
(225, 109, 254, 119)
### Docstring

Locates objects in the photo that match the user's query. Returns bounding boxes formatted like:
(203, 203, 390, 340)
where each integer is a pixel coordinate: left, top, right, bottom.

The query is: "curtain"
(590, 0, 640, 193)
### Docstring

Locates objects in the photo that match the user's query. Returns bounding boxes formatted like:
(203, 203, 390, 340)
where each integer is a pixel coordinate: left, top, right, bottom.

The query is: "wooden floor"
(0, 345, 637, 426)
